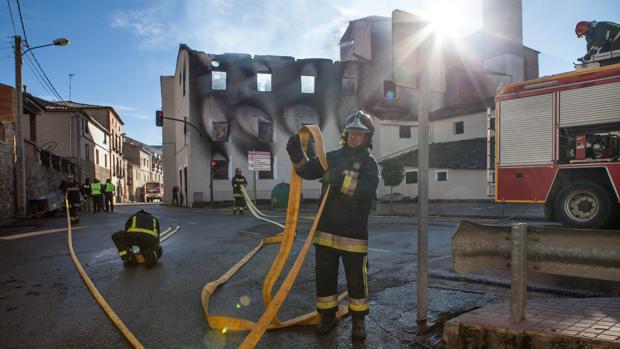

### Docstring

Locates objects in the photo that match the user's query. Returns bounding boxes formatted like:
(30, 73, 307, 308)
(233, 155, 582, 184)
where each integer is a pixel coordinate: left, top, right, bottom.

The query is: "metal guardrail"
(452, 220, 620, 322)
(212, 189, 322, 202)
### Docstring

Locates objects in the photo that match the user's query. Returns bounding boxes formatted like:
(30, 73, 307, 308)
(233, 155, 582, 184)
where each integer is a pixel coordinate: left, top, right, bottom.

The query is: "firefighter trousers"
(315, 244, 369, 318)
(233, 194, 245, 212)
(111, 231, 162, 262)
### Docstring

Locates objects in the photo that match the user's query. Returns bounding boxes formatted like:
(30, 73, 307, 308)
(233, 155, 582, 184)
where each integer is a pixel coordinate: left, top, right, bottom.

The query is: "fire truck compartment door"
(499, 93, 554, 166)
(559, 81, 620, 128)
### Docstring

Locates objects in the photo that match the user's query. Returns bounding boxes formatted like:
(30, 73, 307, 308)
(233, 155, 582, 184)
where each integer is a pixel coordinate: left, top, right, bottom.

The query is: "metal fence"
(211, 188, 322, 202)
(452, 220, 620, 322)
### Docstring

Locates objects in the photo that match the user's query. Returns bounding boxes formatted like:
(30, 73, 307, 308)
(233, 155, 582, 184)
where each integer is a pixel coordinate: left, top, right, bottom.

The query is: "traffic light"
(155, 110, 164, 127)
(210, 160, 216, 169)
(384, 80, 397, 100)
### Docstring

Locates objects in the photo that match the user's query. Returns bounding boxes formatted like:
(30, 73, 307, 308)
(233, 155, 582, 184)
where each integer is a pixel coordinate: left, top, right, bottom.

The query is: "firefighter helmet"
(575, 21, 592, 38)
(235, 168, 241, 173)
(343, 111, 375, 148)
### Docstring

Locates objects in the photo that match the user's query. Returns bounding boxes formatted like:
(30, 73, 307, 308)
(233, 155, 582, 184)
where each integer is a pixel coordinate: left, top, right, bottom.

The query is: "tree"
(381, 161, 404, 211)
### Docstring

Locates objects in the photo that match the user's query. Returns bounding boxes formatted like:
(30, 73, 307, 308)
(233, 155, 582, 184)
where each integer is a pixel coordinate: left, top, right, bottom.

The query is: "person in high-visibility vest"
(91, 179, 103, 213)
(61, 174, 83, 224)
(286, 111, 379, 341)
(104, 178, 115, 212)
(111, 210, 162, 267)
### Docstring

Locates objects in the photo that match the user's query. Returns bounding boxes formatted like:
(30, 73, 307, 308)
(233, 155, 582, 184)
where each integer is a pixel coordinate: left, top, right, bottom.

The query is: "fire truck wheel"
(555, 181, 613, 229)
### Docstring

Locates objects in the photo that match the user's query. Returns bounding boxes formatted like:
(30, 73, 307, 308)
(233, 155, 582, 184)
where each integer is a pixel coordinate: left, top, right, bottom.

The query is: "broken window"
(212, 121, 229, 142)
(258, 122, 273, 143)
(213, 160, 229, 179)
(342, 78, 356, 96)
(454, 121, 464, 135)
(301, 75, 315, 94)
(212, 71, 227, 90)
(399, 126, 411, 138)
(257, 73, 272, 92)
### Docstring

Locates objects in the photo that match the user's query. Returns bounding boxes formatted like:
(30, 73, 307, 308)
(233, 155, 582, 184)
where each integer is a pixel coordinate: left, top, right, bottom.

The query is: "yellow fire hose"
(64, 196, 145, 349)
(240, 186, 285, 229)
(201, 125, 349, 349)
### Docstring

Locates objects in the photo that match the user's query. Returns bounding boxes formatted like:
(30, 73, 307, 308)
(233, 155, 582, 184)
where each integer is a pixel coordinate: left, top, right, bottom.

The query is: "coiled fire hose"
(201, 125, 349, 349)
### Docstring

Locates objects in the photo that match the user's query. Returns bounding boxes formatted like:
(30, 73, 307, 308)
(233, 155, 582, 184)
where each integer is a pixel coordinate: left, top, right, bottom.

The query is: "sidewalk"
(444, 297, 620, 348)
(373, 201, 546, 221)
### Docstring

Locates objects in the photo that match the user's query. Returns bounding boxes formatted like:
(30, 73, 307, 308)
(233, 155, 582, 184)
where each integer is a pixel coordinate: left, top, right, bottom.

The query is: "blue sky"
(1, 0, 619, 146)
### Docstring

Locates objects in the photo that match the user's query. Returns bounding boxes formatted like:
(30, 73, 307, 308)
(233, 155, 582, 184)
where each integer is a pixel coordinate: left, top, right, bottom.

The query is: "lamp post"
(14, 35, 69, 217)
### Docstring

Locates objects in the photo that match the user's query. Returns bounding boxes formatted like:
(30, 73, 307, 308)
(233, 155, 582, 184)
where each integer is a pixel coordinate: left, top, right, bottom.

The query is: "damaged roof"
(383, 137, 487, 169)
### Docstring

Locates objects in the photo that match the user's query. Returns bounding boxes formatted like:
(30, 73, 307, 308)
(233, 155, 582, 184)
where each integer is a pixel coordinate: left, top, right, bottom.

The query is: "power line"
(24, 54, 57, 98)
(5, 0, 18, 36)
(14, 0, 66, 103)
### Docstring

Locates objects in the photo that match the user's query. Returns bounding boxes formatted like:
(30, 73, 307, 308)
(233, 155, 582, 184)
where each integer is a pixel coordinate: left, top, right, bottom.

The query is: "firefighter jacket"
(91, 182, 102, 196)
(62, 181, 82, 205)
(294, 145, 379, 254)
(232, 175, 248, 197)
(585, 21, 620, 59)
(82, 183, 91, 196)
(124, 210, 160, 239)
(105, 183, 115, 193)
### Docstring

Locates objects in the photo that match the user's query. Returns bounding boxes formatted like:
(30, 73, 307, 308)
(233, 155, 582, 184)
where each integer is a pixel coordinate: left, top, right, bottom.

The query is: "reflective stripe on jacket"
(126, 214, 159, 239)
(105, 183, 115, 193)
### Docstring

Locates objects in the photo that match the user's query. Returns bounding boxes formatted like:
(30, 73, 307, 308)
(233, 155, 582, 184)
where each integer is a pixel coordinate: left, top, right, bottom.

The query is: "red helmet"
(575, 21, 591, 38)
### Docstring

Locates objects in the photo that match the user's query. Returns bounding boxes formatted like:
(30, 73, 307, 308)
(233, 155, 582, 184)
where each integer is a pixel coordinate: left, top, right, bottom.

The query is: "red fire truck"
(495, 63, 620, 228)
(144, 182, 163, 202)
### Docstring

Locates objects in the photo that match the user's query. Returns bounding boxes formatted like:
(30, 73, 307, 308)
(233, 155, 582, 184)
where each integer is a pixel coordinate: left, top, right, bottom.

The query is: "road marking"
(0, 226, 87, 240)
(186, 222, 198, 225)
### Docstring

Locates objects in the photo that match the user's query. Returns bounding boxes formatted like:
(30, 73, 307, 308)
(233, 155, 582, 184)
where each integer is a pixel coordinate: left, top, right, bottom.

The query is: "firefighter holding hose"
(286, 111, 379, 341)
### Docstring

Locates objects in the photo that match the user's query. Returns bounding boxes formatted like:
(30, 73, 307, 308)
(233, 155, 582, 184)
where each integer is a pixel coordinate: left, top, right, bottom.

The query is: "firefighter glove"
(286, 136, 305, 163)
(320, 168, 344, 188)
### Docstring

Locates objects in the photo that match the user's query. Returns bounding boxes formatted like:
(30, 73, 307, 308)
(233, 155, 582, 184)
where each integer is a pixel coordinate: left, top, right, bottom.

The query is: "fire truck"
(494, 60, 620, 229)
(144, 182, 163, 202)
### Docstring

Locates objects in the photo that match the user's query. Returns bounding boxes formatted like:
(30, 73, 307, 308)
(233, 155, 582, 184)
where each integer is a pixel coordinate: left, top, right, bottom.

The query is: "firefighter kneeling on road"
(286, 111, 379, 341)
(62, 174, 82, 225)
(111, 210, 162, 268)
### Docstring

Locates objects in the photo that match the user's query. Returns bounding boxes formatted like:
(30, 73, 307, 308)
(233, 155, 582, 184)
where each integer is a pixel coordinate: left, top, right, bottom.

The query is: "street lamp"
(14, 36, 70, 217)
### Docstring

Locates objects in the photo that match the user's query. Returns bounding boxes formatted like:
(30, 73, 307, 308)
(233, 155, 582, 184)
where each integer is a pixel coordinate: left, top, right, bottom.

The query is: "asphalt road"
(1, 204, 618, 349)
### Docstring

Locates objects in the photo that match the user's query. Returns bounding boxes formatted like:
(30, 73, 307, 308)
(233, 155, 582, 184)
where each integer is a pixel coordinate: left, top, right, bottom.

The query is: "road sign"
(248, 151, 271, 171)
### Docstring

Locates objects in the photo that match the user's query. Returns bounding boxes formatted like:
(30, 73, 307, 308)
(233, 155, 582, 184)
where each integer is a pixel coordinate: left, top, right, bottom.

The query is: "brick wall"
(0, 142, 15, 221)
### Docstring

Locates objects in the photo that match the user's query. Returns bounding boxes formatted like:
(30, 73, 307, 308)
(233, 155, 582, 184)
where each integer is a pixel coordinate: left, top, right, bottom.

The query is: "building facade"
(160, 0, 538, 205)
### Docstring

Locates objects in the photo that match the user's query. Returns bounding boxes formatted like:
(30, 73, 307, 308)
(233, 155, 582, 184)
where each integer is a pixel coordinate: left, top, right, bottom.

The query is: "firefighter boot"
(352, 315, 366, 341)
(143, 247, 157, 268)
(240, 207, 245, 215)
(121, 251, 137, 267)
(315, 313, 337, 335)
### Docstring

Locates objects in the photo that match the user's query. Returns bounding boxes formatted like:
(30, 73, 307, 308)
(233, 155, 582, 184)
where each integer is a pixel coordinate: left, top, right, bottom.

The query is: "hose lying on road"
(201, 125, 349, 349)
(64, 197, 145, 349)
(240, 186, 285, 229)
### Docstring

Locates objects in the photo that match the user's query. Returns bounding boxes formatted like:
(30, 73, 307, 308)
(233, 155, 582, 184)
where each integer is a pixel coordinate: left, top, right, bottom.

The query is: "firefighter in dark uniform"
(111, 210, 162, 268)
(576, 20, 620, 61)
(62, 174, 82, 225)
(231, 168, 248, 215)
(286, 111, 379, 341)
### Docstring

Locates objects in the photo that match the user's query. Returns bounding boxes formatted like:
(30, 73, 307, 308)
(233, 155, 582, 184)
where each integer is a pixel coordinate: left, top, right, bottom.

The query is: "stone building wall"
(0, 142, 15, 222)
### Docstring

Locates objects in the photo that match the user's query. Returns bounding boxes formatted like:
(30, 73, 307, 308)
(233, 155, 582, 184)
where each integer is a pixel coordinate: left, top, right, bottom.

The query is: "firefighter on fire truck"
(286, 111, 380, 341)
(575, 20, 620, 62)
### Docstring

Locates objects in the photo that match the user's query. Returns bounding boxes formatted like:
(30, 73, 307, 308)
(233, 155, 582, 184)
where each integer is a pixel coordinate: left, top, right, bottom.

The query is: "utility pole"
(14, 36, 27, 217)
(68, 73, 75, 100)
